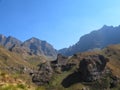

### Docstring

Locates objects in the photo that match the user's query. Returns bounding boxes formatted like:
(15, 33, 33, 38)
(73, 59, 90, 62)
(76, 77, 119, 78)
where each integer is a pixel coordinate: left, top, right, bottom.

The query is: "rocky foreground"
(31, 48, 120, 90)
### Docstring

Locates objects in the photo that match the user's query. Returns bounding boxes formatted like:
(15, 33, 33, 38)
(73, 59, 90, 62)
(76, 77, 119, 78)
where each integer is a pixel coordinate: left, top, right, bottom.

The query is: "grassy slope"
(0, 46, 31, 70)
(0, 46, 46, 90)
(102, 44, 120, 77)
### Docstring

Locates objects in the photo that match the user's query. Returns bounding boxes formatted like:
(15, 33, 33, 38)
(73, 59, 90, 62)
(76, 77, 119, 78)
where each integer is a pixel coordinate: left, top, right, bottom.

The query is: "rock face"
(32, 62, 53, 85)
(51, 54, 73, 72)
(59, 25, 120, 56)
(51, 54, 68, 66)
(79, 54, 109, 81)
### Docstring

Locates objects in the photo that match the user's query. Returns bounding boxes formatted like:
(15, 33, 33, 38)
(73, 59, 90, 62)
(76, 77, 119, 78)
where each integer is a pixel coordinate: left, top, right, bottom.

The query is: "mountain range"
(1, 25, 120, 57)
(59, 25, 120, 56)
(0, 34, 57, 57)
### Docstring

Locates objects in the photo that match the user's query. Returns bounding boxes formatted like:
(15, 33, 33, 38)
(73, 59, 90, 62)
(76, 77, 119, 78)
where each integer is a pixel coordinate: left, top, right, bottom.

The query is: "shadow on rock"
(61, 71, 83, 88)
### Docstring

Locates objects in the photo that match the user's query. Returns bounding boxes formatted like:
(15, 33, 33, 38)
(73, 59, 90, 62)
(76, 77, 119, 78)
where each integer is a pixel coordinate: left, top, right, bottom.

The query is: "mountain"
(22, 37, 57, 57)
(4, 36, 22, 49)
(0, 35, 57, 57)
(59, 25, 120, 56)
(0, 34, 6, 46)
(0, 35, 22, 49)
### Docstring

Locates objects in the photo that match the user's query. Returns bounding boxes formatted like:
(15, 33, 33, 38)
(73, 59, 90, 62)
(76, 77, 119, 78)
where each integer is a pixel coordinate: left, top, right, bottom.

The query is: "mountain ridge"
(0, 34, 57, 57)
(59, 25, 120, 56)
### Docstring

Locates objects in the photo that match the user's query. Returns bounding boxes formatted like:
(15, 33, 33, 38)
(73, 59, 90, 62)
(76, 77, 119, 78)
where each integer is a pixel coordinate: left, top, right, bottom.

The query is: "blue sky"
(0, 0, 120, 49)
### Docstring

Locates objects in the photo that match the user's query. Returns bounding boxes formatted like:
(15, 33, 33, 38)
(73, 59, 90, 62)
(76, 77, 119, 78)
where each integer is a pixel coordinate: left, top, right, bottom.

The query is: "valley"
(0, 25, 120, 90)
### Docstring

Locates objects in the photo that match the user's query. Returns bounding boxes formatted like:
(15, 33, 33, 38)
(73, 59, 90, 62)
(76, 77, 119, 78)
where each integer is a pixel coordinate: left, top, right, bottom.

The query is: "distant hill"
(22, 37, 57, 57)
(59, 25, 120, 56)
(0, 34, 57, 57)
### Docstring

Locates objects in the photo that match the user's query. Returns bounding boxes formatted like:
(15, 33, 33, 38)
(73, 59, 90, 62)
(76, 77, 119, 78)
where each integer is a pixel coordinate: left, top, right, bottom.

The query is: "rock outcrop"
(32, 62, 53, 85)
(51, 54, 68, 66)
(79, 54, 109, 81)
(51, 54, 74, 72)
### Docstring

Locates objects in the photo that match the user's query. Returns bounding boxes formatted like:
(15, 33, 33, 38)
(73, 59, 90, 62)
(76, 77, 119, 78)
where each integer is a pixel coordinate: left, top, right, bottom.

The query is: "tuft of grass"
(17, 83, 27, 89)
(35, 86, 46, 90)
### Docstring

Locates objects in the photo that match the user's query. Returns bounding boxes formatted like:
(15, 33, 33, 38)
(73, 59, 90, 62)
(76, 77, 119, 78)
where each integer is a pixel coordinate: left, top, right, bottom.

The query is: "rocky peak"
(101, 25, 113, 30)
(0, 34, 6, 39)
(4, 36, 22, 49)
(23, 38, 57, 57)
(0, 34, 6, 46)
(27, 37, 41, 43)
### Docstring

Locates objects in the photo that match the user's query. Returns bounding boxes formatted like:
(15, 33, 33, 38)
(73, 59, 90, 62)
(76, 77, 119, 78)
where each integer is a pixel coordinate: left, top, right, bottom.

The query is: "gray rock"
(79, 54, 109, 81)
(32, 61, 53, 85)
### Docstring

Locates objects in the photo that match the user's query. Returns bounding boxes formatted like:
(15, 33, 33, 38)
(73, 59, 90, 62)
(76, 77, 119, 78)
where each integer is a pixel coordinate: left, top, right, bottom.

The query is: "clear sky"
(0, 0, 120, 49)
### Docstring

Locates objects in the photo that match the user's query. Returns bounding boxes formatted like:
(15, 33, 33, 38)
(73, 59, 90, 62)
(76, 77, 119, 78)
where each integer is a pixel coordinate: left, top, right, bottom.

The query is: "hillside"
(31, 44, 120, 90)
(0, 45, 48, 90)
(0, 45, 31, 73)
(102, 44, 120, 76)
(59, 25, 120, 56)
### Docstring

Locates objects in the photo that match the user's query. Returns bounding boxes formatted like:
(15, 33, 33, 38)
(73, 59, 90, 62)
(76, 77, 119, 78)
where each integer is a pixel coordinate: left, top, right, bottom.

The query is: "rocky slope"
(31, 44, 120, 90)
(0, 45, 32, 73)
(59, 25, 120, 56)
(0, 44, 47, 90)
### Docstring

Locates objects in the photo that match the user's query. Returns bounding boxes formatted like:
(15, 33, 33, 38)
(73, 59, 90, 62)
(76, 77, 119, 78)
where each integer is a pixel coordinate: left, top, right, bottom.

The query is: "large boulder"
(32, 61, 53, 85)
(79, 54, 109, 81)
(51, 54, 70, 72)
